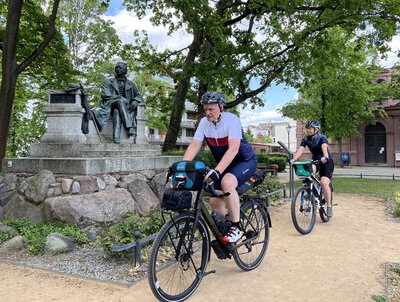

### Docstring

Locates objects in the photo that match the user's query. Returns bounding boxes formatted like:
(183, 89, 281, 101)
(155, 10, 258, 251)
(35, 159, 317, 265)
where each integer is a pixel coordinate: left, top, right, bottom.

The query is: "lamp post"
(285, 123, 293, 198)
(286, 124, 292, 151)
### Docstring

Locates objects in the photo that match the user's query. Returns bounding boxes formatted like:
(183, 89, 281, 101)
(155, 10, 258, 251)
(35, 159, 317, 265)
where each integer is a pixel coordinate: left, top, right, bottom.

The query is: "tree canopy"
(123, 0, 400, 151)
(280, 27, 389, 142)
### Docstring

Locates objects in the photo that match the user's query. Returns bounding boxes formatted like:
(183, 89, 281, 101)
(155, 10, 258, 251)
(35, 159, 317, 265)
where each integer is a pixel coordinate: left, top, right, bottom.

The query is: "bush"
(97, 207, 164, 258)
(195, 150, 216, 168)
(2, 218, 88, 254)
(0, 227, 18, 245)
(244, 175, 285, 203)
(162, 150, 184, 156)
(257, 154, 287, 172)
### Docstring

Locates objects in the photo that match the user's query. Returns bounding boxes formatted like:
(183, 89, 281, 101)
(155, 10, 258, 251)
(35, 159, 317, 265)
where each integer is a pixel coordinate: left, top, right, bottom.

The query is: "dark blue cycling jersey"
(300, 133, 332, 160)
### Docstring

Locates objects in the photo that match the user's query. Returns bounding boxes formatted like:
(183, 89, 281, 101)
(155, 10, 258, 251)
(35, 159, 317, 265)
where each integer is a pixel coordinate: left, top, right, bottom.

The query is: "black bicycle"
(147, 165, 271, 302)
(291, 160, 333, 235)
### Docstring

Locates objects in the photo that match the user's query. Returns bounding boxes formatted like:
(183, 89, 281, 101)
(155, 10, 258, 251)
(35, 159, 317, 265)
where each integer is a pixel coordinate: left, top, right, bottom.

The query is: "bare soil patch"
(1, 192, 400, 302)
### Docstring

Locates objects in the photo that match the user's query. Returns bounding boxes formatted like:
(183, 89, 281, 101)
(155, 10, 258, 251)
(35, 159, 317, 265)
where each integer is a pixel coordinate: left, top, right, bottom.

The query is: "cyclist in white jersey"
(183, 91, 257, 244)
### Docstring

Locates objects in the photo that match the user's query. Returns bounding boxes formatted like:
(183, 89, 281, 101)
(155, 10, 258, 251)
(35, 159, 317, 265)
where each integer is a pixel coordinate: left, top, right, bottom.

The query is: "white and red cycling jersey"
(193, 112, 256, 164)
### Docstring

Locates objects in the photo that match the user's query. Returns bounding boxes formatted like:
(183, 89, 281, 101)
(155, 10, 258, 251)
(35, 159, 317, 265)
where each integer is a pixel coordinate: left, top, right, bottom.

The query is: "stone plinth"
(2, 155, 181, 175)
(41, 90, 87, 143)
(30, 143, 161, 158)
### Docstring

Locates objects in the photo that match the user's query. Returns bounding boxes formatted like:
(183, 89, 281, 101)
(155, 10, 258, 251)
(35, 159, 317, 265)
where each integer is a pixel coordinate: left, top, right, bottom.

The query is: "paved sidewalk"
(278, 165, 400, 182)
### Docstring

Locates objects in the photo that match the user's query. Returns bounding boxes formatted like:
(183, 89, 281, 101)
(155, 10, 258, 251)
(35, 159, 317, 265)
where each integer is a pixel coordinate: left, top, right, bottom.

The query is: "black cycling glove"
(206, 169, 220, 182)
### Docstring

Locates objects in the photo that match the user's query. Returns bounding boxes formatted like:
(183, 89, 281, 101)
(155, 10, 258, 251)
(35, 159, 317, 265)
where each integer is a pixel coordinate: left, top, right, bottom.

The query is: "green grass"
(287, 178, 399, 198)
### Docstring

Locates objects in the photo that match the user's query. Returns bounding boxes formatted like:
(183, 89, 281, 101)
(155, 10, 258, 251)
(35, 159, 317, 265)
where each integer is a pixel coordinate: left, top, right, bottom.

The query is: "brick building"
(295, 68, 400, 167)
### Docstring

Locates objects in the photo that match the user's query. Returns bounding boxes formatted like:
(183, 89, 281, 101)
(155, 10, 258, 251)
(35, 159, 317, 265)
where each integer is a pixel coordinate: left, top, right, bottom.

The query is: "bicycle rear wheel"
(319, 182, 333, 223)
(233, 200, 270, 271)
(291, 186, 316, 235)
(148, 213, 210, 302)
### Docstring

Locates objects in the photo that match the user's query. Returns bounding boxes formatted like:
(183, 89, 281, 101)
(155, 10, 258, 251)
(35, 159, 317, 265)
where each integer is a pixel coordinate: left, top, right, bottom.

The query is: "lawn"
(288, 178, 400, 198)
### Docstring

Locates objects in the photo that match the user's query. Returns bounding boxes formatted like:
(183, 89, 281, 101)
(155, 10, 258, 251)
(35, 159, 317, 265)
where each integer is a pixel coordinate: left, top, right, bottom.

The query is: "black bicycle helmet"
(200, 91, 227, 105)
(305, 120, 320, 129)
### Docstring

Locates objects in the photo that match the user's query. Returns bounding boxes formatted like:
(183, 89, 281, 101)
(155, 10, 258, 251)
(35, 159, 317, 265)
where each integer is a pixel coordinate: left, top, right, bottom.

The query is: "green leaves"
(281, 27, 390, 141)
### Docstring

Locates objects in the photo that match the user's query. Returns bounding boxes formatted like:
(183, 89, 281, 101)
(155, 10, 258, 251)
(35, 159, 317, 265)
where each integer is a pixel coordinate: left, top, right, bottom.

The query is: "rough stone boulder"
(25, 170, 56, 204)
(44, 232, 75, 255)
(128, 179, 160, 214)
(150, 172, 168, 200)
(3, 194, 45, 222)
(44, 188, 135, 226)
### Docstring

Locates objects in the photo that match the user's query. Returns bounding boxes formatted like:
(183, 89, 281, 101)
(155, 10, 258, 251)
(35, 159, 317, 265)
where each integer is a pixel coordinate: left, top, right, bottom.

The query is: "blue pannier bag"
(169, 161, 206, 190)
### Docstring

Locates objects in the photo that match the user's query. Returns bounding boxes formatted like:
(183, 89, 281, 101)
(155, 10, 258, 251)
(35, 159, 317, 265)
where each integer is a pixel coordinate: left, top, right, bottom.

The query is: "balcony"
(181, 119, 196, 129)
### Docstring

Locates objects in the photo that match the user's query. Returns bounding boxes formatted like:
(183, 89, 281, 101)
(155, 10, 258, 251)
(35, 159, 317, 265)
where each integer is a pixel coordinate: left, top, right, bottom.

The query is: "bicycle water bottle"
(211, 211, 224, 233)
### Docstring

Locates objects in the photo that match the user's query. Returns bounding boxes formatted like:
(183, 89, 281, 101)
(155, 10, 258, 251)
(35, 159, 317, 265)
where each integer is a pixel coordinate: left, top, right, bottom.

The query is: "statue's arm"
(100, 79, 115, 103)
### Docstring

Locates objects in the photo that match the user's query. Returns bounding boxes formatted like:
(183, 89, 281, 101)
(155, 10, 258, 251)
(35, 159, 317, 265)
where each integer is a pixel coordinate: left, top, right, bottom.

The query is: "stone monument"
(1, 87, 180, 175)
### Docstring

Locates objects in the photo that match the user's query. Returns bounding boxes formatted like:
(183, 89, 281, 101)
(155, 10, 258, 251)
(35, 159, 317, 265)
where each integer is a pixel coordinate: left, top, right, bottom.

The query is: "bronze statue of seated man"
(92, 61, 143, 144)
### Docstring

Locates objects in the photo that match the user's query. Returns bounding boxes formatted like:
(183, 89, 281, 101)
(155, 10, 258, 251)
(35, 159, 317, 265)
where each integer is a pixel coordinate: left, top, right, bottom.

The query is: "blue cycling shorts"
(213, 160, 257, 191)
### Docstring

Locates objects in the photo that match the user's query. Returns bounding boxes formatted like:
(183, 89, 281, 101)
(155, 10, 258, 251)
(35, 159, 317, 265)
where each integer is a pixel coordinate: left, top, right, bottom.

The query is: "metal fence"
(111, 186, 287, 266)
(333, 173, 400, 180)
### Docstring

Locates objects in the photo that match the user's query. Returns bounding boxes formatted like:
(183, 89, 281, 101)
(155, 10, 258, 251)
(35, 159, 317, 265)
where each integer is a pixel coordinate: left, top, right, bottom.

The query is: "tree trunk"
(0, 0, 23, 163)
(162, 30, 203, 152)
(0, 0, 60, 163)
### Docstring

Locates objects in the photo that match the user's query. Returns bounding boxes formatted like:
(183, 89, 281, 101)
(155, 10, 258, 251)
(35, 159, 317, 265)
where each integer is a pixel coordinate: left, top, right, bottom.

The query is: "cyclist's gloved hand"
(321, 157, 327, 163)
(205, 169, 220, 183)
(289, 159, 295, 165)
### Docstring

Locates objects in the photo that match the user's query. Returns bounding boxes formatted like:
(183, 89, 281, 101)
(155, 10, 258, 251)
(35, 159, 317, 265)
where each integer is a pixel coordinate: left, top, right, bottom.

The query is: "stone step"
(2, 156, 182, 175)
(30, 143, 161, 158)
(79, 150, 161, 158)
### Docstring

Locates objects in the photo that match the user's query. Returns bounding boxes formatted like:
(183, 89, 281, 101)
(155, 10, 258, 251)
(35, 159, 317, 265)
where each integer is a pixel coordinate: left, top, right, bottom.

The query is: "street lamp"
(286, 124, 292, 151)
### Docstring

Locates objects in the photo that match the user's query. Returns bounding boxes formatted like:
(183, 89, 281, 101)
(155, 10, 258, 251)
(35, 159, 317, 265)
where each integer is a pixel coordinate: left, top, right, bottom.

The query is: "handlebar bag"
(293, 161, 312, 177)
(169, 161, 206, 190)
(162, 189, 193, 210)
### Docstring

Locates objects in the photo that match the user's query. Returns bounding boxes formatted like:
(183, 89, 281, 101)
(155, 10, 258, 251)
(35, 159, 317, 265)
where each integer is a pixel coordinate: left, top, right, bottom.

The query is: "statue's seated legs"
(111, 100, 134, 144)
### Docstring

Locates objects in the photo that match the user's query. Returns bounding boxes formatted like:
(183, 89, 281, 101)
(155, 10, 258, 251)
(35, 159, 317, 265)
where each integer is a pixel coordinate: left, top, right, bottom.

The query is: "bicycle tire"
(233, 200, 270, 271)
(319, 182, 333, 223)
(148, 213, 210, 302)
(291, 185, 316, 235)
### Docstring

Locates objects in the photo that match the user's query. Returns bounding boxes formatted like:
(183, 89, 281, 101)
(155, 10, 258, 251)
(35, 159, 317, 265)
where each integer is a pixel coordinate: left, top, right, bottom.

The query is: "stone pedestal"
(41, 90, 87, 143)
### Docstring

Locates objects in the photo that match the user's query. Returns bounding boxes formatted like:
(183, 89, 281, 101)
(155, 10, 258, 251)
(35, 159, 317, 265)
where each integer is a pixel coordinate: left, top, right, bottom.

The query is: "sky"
(104, 0, 400, 126)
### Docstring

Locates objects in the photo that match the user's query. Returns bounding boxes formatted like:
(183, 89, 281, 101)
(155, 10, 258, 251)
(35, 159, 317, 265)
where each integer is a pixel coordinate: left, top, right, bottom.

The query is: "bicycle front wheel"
(148, 213, 210, 302)
(233, 200, 270, 271)
(291, 186, 316, 235)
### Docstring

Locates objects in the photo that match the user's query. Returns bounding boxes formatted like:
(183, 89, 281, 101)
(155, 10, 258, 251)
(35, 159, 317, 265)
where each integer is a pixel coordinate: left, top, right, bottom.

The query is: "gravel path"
(1, 192, 400, 302)
(0, 245, 140, 286)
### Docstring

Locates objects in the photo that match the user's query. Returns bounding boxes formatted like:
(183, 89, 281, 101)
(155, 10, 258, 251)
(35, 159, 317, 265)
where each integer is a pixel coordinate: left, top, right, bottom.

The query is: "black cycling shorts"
(317, 158, 334, 179)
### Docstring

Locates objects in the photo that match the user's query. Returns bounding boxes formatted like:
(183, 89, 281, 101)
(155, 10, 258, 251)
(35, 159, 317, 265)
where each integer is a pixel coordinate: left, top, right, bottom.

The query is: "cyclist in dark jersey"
(291, 120, 334, 217)
(183, 91, 257, 244)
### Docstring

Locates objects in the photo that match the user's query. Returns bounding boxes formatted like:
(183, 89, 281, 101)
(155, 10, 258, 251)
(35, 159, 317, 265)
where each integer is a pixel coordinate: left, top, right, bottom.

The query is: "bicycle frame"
(161, 182, 271, 261)
(149, 170, 272, 302)
(301, 173, 322, 208)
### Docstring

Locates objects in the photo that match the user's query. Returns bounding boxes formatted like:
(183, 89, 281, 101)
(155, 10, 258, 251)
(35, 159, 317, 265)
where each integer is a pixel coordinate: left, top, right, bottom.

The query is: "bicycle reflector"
(293, 161, 312, 177)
